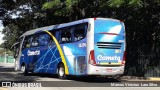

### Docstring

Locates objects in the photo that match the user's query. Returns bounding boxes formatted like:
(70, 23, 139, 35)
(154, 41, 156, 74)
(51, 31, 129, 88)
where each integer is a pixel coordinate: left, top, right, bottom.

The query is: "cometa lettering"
(97, 55, 121, 61)
(27, 50, 40, 56)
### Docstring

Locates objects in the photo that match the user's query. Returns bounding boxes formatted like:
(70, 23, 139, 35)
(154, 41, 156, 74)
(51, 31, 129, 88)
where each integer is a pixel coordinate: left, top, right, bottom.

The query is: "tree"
(0, 0, 62, 48)
(1, 0, 160, 77)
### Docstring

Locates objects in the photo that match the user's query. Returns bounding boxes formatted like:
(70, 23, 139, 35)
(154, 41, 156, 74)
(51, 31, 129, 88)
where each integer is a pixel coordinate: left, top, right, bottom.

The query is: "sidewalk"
(0, 63, 14, 68)
(122, 76, 160, 81)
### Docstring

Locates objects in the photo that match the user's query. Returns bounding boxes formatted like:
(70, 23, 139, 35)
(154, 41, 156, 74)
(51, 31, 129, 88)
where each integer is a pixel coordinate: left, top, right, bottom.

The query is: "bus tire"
(58, 64, 66, 79)
(21, 64, 28, 76)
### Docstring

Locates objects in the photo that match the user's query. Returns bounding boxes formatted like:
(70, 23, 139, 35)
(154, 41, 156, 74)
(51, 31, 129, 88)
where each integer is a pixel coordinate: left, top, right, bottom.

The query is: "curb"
(0, 63, 15, 69)
(0, 88, 8, 90)
(148, 78, 160, 81)
(121, 76, 147, 80)
(121, 76, 160, 81)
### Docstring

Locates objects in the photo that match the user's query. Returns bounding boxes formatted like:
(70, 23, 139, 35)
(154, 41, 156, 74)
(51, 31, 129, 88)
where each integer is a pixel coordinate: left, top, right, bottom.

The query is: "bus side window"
(22, 36, 31, 49)
(38, 34, 49, 46)
(49, 30, 56, 44)
(55, 31, 60, 43)
(61, 27, 73, 43)
(74, 23, 88, 42)
(31, 35, 39, 47)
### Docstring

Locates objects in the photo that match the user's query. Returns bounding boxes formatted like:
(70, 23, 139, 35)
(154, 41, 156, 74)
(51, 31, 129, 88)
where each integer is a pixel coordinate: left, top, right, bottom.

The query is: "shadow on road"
(0, 66, 15, 72)
(66, 76, 122, 83)
(0, 65, 123, 83)
(0, 66, 40, 82)
(26, 73, 122, 83)
(26, 73, 58, 78)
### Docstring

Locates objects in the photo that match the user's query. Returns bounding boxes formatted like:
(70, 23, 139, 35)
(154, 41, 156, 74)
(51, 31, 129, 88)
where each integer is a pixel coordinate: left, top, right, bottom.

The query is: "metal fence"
(143, 54, 160, 77)
(0, 56, 15, 63)
(124, 46, 160, 77)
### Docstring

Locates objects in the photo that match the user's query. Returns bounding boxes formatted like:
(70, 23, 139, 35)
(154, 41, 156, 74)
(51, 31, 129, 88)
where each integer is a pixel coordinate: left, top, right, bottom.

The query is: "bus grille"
(97, 42, 122, 49)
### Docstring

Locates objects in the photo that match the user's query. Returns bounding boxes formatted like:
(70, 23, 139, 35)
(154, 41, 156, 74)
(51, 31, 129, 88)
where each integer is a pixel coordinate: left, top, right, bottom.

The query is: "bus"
(12, 18, 126, 79)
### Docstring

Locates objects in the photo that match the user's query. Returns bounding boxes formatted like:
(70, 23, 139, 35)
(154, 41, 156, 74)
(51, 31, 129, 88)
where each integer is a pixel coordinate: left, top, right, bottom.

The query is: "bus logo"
(97, 55, 121, 61)
(27, 50, 40, 56)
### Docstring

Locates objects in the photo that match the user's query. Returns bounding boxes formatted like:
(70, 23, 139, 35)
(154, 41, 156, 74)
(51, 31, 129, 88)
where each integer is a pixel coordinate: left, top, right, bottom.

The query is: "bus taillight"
(89, 50, 96, 65)
(121, 51, 126, 65)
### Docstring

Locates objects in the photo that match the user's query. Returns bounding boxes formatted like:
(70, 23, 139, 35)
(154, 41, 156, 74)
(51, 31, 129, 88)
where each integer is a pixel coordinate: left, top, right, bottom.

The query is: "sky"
(0, 20, 4, 44)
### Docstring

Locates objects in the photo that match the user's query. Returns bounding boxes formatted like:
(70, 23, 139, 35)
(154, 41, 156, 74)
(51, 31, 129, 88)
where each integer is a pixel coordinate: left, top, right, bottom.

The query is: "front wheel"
(21, 64, 28, 76)
(58, 64, 66, 79)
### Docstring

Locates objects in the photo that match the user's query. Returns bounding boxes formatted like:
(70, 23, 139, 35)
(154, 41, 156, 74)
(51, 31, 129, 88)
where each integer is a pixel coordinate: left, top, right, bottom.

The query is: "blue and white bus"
(13, 18, 126, 79)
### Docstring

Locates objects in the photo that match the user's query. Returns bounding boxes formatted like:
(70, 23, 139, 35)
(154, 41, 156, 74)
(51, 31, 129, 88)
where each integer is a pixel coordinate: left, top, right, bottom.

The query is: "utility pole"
(4, 49, 8, 63)
(4, 49, 6, 63)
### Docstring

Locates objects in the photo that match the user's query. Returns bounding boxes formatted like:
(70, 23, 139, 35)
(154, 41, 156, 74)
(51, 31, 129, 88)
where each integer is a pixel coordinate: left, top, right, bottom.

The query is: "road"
(0, 63, 120, 82)
(0, 63, 160, 90)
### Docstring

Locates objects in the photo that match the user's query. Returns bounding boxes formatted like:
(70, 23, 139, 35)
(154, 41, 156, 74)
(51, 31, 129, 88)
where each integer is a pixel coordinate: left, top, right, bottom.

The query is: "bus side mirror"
(13, 47, 18, 58)
(11, 42, 20, 58)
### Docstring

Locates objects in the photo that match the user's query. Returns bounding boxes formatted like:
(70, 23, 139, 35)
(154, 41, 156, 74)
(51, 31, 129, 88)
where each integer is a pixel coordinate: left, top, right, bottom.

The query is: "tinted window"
(73, 23, 88, 42)
(22, 36, 31, 49)
(50, 30, 58, 44)
(47, 22, 88, 44)
(38, 34, 49, 46)
(31, 35, 39, 47)
(60, 27, 73, 43)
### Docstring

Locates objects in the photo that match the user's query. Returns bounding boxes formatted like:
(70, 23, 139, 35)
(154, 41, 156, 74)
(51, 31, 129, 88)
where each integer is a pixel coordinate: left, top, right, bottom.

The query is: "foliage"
(42, 0, 61, 10)
(2, 24, 19, 48)
(0, 0, 160, 76)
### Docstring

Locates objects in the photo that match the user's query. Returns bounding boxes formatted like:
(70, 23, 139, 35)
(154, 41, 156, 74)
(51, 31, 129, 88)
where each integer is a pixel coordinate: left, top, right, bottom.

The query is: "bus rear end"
(87, 18, 126, 76)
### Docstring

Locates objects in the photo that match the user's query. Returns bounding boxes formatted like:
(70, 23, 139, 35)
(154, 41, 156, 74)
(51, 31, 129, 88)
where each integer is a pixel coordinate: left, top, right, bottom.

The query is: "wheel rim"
(59, 67, 64, 77)
(21, 66, 25, 73)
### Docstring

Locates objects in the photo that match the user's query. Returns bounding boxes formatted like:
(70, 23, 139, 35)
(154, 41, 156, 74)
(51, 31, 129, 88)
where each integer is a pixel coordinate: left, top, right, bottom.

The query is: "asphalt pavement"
(0, 63, 160, 90)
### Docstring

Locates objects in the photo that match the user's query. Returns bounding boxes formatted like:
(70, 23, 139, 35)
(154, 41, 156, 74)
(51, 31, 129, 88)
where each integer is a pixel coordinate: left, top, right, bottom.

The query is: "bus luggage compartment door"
(74, 56, 87, 75)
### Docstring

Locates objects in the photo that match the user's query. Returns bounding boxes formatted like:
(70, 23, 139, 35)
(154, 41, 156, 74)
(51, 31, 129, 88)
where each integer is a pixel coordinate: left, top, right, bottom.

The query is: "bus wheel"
(21, 64, 28, 76)
(58, 64, 66, 79)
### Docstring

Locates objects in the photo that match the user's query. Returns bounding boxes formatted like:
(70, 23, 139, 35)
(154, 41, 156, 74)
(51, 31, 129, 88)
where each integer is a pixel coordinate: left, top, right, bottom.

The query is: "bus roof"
(20, 25, 55, 38)
(20, 18, 120, 37)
